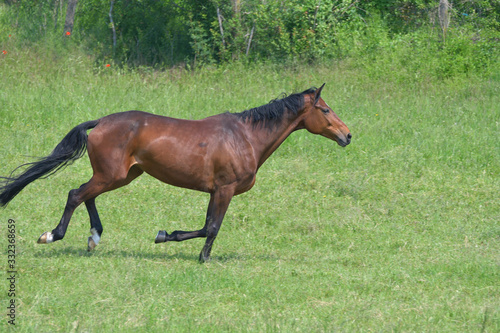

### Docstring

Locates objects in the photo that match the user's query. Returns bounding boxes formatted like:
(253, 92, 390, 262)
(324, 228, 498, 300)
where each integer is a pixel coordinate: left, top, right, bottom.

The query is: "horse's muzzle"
(338, 133, 352, 147)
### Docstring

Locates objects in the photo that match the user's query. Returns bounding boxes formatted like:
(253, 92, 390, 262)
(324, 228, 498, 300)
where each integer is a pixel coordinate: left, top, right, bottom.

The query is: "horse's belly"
(137, 152, 215, 193)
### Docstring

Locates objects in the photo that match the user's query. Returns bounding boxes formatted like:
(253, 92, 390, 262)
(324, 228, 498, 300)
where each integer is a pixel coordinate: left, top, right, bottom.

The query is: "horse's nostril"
(347, 133, 352, 140)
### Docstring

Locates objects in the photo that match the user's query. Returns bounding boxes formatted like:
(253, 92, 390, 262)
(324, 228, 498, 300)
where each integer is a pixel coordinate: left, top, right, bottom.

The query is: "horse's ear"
(314, 83, 326, 104)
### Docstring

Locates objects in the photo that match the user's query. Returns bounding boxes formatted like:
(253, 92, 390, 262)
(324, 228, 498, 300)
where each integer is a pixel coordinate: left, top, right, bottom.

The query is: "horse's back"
(87, 111, 257, 194)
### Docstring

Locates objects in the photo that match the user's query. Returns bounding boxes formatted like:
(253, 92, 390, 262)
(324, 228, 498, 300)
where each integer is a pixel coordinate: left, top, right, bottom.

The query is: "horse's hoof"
(199, 253, 210, 264)
(37, 231, 54, 244)
(155, 230, 167, 243)
(87, 237, 96, 251)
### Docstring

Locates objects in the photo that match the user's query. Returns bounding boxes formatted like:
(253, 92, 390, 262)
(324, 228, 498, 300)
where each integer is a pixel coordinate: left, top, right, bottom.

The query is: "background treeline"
(1, 0, 499, 77)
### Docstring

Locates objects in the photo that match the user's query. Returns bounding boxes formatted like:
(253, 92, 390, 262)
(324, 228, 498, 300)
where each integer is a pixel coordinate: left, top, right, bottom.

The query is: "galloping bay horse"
(0, 84, 351, 262)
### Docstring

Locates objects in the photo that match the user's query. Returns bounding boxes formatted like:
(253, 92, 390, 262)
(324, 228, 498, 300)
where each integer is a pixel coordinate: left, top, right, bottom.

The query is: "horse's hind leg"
(37, 165, 143, 247)
(37, 178, 108, 244)
(85, 165, 143, 250)
(38, 166, 143, 246)
(85, 198, 102, 251)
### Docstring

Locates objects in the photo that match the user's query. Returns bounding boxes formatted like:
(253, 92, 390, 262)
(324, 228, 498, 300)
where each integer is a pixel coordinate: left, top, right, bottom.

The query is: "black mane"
(234, 88, 316, 128)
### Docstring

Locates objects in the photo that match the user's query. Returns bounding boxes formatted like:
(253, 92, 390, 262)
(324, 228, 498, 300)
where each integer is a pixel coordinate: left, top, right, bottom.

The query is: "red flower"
(8, 34, 11, 37)
(106, 64, 111, 67)
(65, 31, 71, 36)
(2, 50, 6, 55)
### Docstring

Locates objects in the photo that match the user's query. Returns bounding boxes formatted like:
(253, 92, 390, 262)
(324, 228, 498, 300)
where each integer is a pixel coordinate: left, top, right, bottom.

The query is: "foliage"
(0, 0, 498, 75)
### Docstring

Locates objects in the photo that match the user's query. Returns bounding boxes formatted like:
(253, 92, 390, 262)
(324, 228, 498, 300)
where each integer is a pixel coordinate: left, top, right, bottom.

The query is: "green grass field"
(1, 48, 499, 332)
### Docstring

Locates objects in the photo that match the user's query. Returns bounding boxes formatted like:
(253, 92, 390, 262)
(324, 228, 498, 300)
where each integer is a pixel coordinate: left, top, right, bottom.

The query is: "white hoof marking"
(39, 231, 54, 243)
(90, 228, 100, 246)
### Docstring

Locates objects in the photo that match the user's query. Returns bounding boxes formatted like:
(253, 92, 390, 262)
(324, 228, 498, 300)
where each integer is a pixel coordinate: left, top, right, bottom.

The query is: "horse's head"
(302, 84, 351, 147)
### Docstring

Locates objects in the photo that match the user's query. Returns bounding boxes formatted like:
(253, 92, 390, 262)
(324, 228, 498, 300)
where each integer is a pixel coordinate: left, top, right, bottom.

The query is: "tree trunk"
(217, 7, 225, 48)
(438, 0, 451, 43)
(63, 0, 79, 36)
(232, 0, 240, 18)
(246, 25, 254, 56)
(109, 0, 117, 52)
(54, 0, 63, 31)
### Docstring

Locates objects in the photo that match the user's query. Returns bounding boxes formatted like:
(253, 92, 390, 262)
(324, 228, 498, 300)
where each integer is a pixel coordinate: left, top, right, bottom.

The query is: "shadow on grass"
(32, 245, 280, 263)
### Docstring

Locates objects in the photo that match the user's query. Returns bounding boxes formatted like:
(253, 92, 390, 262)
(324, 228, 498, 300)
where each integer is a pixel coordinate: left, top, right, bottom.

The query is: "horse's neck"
(248, 111, 306, 169)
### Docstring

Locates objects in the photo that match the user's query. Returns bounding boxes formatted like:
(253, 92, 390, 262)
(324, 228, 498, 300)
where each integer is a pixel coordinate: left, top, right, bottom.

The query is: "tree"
(63, 0, 78, 36)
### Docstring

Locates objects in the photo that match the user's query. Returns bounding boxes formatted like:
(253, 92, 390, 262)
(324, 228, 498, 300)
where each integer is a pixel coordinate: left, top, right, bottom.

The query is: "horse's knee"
(207, 224, 219, 238)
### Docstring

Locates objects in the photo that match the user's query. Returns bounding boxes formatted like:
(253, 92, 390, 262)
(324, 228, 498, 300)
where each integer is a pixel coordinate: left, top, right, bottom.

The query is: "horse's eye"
(321, 108, 330, 114)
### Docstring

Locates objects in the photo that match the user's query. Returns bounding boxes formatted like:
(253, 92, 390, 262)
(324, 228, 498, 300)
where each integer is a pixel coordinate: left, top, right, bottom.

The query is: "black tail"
(0, 120, 99, 207)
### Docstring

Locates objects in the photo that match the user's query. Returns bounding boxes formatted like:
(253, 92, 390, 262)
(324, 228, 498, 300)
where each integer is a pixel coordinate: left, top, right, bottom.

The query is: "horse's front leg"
(155, 186, 234, 263)
(199, 186, 234, 263)
(155, 193, 215, 243)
